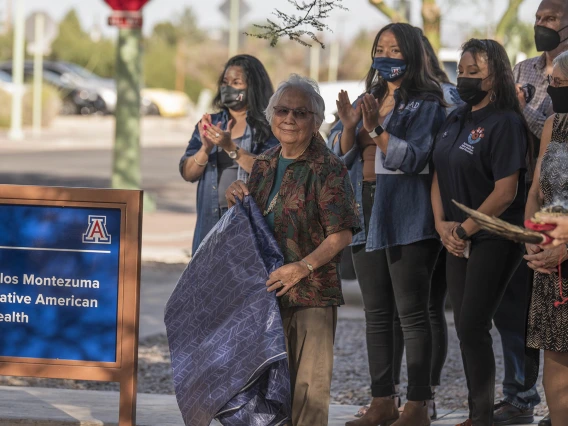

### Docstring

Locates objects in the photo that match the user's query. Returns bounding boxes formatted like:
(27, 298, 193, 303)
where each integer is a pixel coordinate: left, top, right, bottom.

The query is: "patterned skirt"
(527, 270, 568, 352)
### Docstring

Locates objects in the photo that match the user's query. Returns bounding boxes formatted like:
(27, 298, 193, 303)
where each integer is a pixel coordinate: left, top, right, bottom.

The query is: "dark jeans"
(494, 261, 541, 410)
(393, 251, 448, 388)
(446, 239, 524, 425)
(352, 182, 440, 401)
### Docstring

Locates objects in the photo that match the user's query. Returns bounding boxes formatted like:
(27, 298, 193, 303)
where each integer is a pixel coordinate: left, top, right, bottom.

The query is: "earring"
(490, 91, 496, 102)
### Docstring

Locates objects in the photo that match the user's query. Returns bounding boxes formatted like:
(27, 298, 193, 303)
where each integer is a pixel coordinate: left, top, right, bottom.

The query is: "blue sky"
(10, 0, 543, 46)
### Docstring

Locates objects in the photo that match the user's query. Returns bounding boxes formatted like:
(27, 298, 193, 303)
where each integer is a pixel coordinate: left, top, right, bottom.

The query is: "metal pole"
(8, 0, 24, 141)
(228, 0, 239, 58)
(5, 0, 12, 34)
(328, 37, 339, 82)
(112, 27, 142, 192)
(32, 13, 44, 137)
(485, 0, 493, 39)
(310, 45, 320, 81)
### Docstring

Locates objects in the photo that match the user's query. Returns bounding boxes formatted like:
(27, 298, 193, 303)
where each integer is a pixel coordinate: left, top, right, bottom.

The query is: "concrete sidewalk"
(0, 116, 192, 153)
(0, 124, 546, 425)
(141, 210, 194, 265)
(0, 386, 543, 425)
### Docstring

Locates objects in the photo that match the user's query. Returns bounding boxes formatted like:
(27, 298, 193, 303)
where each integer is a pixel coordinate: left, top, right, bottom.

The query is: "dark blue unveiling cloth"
(165, 196, 291, 426)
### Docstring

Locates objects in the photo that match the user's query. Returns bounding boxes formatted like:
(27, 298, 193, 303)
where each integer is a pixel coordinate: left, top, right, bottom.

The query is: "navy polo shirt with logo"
(433, 104, 527, 240)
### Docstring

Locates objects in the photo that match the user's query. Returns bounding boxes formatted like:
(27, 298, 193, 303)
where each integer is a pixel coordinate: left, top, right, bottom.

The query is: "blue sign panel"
(0, 205, 121, 362)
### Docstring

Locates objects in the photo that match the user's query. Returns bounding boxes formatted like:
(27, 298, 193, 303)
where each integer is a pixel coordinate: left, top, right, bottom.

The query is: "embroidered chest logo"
(398, 101, 420, 111)
(82, 215, 111, 244)
(468, 127, 485, 145)
(459, 127, 485, 155)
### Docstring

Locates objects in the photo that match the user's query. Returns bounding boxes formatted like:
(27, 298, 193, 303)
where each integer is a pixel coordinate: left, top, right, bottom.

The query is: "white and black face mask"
(220, 85, 247, 110)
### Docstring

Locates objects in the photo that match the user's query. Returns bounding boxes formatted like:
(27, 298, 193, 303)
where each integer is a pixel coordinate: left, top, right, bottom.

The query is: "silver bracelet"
(193, 156, 207, 167)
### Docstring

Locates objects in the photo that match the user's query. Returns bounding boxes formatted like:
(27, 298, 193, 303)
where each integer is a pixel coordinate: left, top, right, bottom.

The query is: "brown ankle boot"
(345, 396, 400, 426)
(391, 400, 430, 426)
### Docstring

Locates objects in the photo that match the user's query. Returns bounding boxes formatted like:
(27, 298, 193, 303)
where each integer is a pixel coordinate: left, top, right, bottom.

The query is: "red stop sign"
(104, 0, 150, 11)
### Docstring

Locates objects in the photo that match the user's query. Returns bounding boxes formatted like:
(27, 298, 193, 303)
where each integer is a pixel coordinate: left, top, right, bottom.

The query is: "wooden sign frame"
(0, 185, 143, 426)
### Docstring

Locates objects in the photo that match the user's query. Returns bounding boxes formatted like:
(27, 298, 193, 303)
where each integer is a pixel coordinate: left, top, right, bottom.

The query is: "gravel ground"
(330, 316, 548, 416)
(0, 314, 548, 415)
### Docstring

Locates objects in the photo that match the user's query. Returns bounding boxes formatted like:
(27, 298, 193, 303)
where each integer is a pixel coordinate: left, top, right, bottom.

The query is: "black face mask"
(535, 25, 568, 52)
(457, 77, 489, 106)
(220, 85, 247, 110)
(547, 84, 568, 113)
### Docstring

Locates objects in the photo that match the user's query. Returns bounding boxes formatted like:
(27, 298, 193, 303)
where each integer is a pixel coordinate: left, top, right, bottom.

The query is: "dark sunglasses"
(273, 106, 315, 120)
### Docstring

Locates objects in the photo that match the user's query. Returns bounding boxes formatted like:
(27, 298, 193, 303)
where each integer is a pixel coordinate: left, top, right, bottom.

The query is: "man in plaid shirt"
(514, 0, 567, 148)
(513, 54, 553, 145)
(493, 1, 568, 425)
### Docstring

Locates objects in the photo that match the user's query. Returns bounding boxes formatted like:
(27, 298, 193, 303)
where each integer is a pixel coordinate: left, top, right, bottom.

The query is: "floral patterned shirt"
(248, 137, 361, 308)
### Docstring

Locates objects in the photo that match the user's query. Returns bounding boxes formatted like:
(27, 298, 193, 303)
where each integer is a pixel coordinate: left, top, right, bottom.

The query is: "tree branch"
(495, 0, 526, 43)
(245, 0, 347, 48)
(367, 0, 406, 23)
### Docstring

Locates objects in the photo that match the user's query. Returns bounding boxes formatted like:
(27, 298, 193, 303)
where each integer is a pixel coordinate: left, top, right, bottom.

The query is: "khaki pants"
(280, 306, 338, 426)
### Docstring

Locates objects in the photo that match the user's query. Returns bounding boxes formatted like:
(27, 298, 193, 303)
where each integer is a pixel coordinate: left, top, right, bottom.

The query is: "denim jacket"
(327, 91, 446, 250)
(179, 110, 280, 253)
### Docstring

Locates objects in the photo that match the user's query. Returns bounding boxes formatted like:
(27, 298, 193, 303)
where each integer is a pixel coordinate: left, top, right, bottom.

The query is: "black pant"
(352, 182, 440, 401)
(393, 250, 448, 388)
(446, 239, 524, 425)
(493, 261, 541, 409)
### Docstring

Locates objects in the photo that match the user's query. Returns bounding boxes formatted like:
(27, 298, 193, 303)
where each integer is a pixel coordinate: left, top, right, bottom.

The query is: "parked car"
(0, 69, 17, 94)
(53, 62, 117, 113)
(141, 88, 191, 118)
(317, 80, 366, 137)
(48, 62, 192, 117)
(0, 62, 105, 115)
(43, 62, 191, 116)
(438, 47, 460, 84)
(0, 61, 191, 117)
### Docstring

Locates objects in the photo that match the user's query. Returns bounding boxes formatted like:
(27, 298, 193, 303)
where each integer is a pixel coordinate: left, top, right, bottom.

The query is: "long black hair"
(364, 23, 444, 106)
(416, 28, 451, 84)
(212, 54, 273, 145)
(461, 38, 534, 168)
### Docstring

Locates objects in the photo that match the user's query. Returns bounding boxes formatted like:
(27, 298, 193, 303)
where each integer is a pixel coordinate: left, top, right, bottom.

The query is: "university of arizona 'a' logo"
(82, 215, 111, 244)
(468, 127, 485, 145)
(390, 67, 402, 78)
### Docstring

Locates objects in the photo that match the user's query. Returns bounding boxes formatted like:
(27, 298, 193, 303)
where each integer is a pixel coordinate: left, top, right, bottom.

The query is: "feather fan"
(452, 200, 546, 244)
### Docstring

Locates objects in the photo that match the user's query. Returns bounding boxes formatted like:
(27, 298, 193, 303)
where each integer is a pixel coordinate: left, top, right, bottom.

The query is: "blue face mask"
(372, 57, 407, 82)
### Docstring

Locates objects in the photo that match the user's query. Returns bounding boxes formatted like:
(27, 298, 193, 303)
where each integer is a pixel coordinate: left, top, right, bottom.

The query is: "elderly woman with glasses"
(226, 74, 360, 426)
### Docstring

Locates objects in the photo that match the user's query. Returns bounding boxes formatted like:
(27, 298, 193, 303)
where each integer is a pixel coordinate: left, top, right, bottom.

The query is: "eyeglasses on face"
(547, 75, 568, 87)
(273, 106, 315, 120)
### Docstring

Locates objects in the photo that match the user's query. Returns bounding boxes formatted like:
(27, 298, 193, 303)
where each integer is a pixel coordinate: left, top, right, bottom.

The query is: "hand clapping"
(335, 90, 362, 130)
(200, 114, 236, 151)
(361, 94, 380, 133)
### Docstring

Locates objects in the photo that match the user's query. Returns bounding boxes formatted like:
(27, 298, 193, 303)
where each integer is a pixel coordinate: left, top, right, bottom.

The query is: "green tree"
(143, 34, 176, 91)
(368, 0, 406, 22)
(495, 0, 526, 43)
(338, 29, 376, 80)
(366, 0, 527, 52)
(242, 22, 311, 83)
(0, 32, 13, 62)
(144, 7, 209, 100)
(421, 0, 441, 52)
(152, 22, 178, 47)
(49, 9, 116, 78)
(247, 0, 346, 48)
